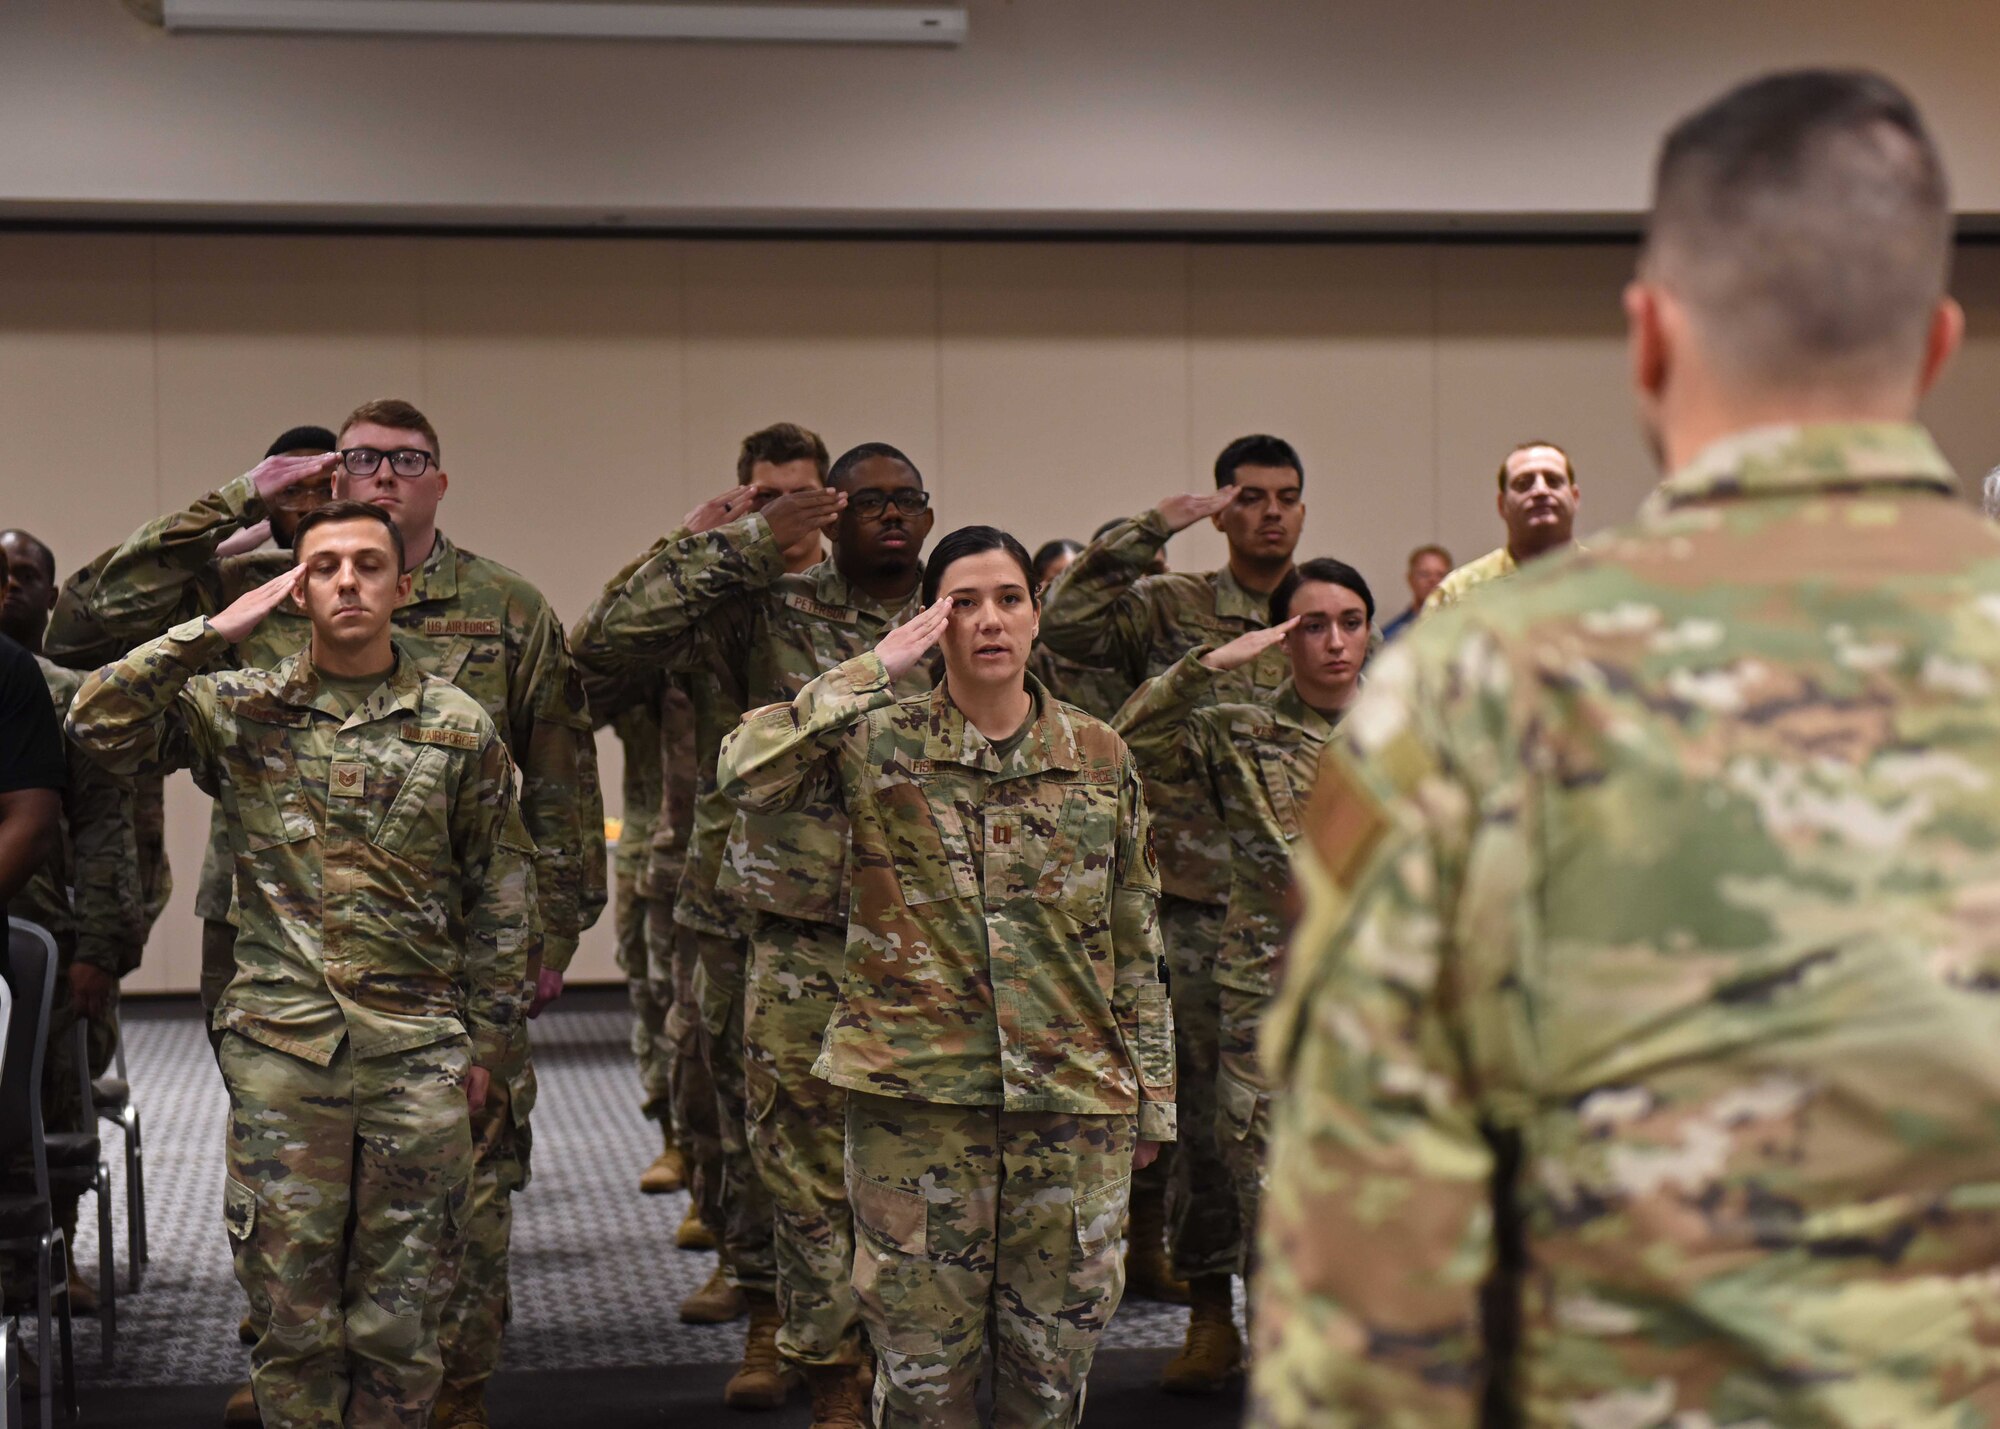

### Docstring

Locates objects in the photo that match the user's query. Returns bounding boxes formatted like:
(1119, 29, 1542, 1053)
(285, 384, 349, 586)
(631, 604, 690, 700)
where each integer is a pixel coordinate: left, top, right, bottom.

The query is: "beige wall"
(7, 230, 2000, 991)
(12, 1, 2000, 228)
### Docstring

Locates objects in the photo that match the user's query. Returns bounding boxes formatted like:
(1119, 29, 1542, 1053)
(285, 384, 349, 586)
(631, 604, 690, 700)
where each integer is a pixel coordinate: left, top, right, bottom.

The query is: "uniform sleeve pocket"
(1035, 784, 1117, 920)
(1217, 1069, 1262, 1145)
(223, 1176, 258, 1242)
(1074, 1175, 1131, 1256)
(849, 1173, 927, 1257)
(1131, 982, 1175, 1090)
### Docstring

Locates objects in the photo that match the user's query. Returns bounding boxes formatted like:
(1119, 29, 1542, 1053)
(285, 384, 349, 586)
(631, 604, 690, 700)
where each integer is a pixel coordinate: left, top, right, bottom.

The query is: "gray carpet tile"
(74, 993, 1213, 1390)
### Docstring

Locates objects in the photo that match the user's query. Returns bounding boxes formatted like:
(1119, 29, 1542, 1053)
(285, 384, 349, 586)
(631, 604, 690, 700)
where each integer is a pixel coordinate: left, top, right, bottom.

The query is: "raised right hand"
(876, 597, 952, 681)
(682, 485, 760, 535)
(1156, 489, 1239, 534)
(1200, 617, 1298, 673)
(249, 451, 341, 503)
(209, 563, 304, 644)
(763, 489, 847, 552)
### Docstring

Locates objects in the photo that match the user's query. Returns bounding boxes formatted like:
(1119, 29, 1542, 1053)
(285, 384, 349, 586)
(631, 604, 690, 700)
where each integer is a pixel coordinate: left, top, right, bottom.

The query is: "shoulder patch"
(420, 617, 503, 638)
(401, 723, 482, 750)
(781, 594, 858, 624)
(1304, 752, 1392, 892)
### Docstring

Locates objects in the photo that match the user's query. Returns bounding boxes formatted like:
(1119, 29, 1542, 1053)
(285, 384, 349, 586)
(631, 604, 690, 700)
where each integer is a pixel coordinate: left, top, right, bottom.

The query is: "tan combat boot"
(1160, 1274, 1244, 1394)
(723, 1292, 801, 1409)
(430, 1379, 491, 1428)
(220, 1382, 262, 1427)
(639, 1127, 686, 1195)
(1122, 1179, 1188, 1304)
(680, 1265, 747, 1324)
(804, 1362, 870, 1428)
(676, 1203, 718, 1251)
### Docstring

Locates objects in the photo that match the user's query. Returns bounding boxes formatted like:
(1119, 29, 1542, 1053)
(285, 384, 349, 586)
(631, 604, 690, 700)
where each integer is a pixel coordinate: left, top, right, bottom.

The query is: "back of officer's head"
(1644, 69, 1951, 394)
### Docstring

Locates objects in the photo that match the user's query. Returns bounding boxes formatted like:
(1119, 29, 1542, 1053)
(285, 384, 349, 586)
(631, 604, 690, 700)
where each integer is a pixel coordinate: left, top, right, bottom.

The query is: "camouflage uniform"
(45, 471, 605, 1393)
(1420, 543, 1516, 615)
(1040, 510, 1287, 1280)
(1026, 643, 1134, 724)
(68, 622, 535, 1428)
(1252, 422, 2000, 1427)
(591, 515, 933, 1366)
(1116, 652, 1337, 1276)
(719, 654, 1175, 1426)
(9, 656, 145, 1249)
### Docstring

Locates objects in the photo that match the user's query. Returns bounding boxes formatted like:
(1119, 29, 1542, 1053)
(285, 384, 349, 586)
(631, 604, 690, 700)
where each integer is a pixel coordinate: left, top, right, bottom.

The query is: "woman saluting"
(719, 524, 1176, 1428)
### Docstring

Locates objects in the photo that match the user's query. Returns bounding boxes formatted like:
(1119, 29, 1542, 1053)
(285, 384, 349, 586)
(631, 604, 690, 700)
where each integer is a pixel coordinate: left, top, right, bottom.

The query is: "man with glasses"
(578, 442, 937, 1425)
(47, 399, 604, 1428)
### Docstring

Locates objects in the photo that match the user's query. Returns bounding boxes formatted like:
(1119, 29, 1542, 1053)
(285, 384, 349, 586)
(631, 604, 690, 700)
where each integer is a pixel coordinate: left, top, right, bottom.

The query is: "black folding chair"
(0, 920, 76, 1426)
(91, 1038, 145, 1293)
(45, 1020, 115, 1366)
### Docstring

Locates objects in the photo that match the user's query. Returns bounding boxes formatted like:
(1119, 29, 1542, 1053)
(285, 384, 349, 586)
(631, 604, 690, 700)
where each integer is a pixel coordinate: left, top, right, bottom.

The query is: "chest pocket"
(880, 777, 978, 907)
(226, 709, 316, 851)
(1253, 742, 1304, 842)
(368, 734, 460, 866)
(1032, 777, 1119, 922)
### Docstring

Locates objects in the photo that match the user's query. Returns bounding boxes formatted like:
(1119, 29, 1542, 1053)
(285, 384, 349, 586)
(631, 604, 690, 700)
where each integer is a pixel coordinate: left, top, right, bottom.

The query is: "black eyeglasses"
(339, 447, 438, 479)
(848, 489, 930, 519)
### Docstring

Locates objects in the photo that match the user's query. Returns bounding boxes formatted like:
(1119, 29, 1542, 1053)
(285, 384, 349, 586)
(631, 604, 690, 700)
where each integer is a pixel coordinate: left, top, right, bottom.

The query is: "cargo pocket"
(1217, 1070, 1261, 1146)
(223, 1175, 257, 1243)
(1035, 784, 1117, 922)
(846, 1170, 934, 1353)
(694, 960, 732, 1039)
(745, 1059, 781, 1124)
(1057, 1173, 1130, 1348)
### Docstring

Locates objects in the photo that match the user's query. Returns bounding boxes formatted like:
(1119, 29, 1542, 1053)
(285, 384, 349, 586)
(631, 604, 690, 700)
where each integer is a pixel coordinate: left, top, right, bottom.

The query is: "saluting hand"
(209, 563, 304, 644)
(876, 597, 952, 681)
(249, 451, 341, 503)
(763, 488, 847, 552)
(216, 520, 273, 559)
(1155, 488, 1238, 534)
(683, 484, 760, 535)
(1200, 617, 1298, 673)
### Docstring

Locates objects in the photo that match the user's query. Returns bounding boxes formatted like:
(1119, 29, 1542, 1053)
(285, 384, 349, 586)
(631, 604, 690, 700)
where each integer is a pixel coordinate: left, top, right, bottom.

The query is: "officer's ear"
(395, 571, 413, 604)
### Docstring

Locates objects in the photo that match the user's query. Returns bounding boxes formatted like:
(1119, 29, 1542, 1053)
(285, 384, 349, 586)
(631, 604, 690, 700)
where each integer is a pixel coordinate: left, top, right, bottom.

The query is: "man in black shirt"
(0, 628, 63, 929)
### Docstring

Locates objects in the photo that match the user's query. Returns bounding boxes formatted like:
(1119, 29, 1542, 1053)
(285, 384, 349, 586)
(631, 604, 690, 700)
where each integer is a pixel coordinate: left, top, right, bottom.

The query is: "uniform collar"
(402, 531, 460, 605)
(1214, 566, 1277, 623)
(922, 674, 1081, 777)
(1652, 421, 1956, 510)
(275, 641, 426, 722)
(1271, 679, 1338, 740)
(811, 560, 923, 622)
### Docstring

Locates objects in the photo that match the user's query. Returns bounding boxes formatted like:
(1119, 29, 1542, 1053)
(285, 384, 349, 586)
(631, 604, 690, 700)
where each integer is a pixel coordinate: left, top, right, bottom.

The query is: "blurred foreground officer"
(1423, 440, 1579, 615)
(719, 526, 1175, 1428)
(70, 502, 535, 1428)
(1253, 69, 2000, 1426)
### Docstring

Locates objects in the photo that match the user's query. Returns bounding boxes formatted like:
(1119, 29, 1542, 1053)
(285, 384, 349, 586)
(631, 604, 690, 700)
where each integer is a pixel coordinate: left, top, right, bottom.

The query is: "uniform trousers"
(220, 1032, 470, 1429)
(685, 923, 776, 1292)
(1159, 894, 1239, 1278)
(745, 913, 861, 1365)
(436, 1025, 531, 1392)
(846, 1091, 1135, 1428)
(617, 875, 675, 1126)
(1215, 984, 1274, 1279)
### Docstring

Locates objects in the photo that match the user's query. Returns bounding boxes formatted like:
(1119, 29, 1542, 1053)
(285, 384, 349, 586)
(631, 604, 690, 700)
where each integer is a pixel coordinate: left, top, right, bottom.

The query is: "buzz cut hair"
(340, 398, 442, 460)
(1644, 68, 1951, 393)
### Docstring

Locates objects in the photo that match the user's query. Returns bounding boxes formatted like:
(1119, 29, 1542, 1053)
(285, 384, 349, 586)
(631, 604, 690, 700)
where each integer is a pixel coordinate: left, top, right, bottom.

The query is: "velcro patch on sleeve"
(1304, 752, 1392, 892)
(420, 618, 503, 637)
(401, 723, 482, 750)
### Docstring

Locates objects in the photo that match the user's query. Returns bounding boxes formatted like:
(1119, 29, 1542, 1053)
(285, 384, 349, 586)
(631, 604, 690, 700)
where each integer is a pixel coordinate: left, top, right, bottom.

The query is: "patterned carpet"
(71, 989, 1216, 1398)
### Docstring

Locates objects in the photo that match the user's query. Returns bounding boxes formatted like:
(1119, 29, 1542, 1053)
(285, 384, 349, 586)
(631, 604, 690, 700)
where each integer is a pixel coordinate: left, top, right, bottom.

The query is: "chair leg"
(128, 1107, 148, 1272)
(122, 1108, 145, 1290)
(95, 1166, 115, 1368)
(3, 1317, 19, 1429)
